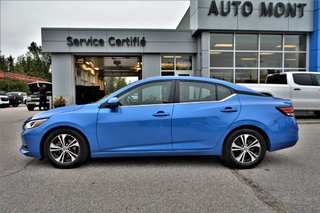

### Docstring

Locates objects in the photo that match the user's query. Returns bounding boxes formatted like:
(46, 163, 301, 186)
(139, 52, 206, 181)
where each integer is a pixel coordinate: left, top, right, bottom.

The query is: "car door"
(172, 80, 240, 150)
(291, 73, 320, 110)
(97, 80, 174, 152)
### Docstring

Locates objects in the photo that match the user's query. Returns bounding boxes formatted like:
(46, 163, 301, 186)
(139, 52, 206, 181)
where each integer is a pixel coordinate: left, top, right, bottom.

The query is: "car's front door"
(172, 81, 240, 150)
(97, 80, 174, 152)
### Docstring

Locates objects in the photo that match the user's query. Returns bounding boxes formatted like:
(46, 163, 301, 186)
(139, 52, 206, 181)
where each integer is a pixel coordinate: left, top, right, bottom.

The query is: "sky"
(0, 0, 189, 58)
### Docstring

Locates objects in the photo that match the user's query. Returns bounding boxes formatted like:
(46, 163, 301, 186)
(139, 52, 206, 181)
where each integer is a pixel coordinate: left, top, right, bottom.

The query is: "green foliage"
(0, 79, 30, 93)
(105, 77, 128, 95)
(0, 42, 51, 80)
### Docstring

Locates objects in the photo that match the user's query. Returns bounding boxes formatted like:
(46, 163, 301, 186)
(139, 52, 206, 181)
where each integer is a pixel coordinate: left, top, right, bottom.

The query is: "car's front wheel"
(223, 129, 266, 169)
(27, 105, 34, 111)
(44, 129, 89, 168)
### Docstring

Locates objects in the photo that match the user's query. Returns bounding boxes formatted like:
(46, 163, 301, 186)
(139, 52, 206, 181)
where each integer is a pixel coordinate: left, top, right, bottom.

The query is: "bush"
(0, 79, 30, 94)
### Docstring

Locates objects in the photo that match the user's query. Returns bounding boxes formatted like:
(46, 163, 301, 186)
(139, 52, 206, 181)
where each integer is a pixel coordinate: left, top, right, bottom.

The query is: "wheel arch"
(223, 125, 271, 152)
(40, 126, 91, 159)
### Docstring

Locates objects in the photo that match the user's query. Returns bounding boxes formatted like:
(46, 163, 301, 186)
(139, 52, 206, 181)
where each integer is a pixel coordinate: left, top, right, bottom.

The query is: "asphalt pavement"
(0, 106, 319, 212)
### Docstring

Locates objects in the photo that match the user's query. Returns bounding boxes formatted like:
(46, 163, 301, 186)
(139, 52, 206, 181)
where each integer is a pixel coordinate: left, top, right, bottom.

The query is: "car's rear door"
(172, 80, 240, 150)
(291, 73, 320, 110)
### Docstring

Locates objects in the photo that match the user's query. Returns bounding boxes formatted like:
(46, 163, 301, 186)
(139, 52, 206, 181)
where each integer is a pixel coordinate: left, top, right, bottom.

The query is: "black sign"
(67, 36, 146, 47)
(208, 1, 307, 18)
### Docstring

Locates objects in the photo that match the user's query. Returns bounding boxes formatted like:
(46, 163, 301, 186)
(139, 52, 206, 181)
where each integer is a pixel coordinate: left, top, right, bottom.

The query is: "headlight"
(24, 119, 48, 129)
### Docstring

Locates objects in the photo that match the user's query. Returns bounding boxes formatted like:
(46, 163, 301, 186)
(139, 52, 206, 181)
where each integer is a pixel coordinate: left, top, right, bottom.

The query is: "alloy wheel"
(49, 134, 80, 164)
(231, 134, 261, 164)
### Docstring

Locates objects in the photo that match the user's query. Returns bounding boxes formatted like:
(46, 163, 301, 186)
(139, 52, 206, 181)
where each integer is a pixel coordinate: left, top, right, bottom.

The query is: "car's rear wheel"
(27, 105, 34, 111)
(44, 129, 89, 168)
(223, 129, 266, 169)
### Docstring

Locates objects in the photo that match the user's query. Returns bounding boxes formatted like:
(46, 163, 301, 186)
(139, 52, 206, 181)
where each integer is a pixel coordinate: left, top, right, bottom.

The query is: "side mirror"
(107, 97, 119, 109)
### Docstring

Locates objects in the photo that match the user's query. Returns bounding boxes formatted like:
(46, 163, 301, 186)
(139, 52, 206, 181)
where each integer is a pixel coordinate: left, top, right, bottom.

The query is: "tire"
(314, 111, 320, 117)
(223, 129, 266, 169)
(44, 128, 89, 168)
(12, 103, 19, 107)
(27, 105, 35, 111)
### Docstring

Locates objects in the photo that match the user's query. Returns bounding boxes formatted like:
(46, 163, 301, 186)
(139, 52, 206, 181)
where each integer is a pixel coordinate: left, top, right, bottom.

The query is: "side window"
(217, 85, 233, 100)
(312, 74, 320, 86)
(118, 81, 172, 106)
(293, 74, 313, 86)
(179, 81, 216, 103)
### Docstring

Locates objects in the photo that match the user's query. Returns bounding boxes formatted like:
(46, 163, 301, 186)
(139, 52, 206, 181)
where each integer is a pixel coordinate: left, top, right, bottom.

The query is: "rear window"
(312, 74, 320, 86)
(266, 74, 287, 84)
(293, 74, 314, 86)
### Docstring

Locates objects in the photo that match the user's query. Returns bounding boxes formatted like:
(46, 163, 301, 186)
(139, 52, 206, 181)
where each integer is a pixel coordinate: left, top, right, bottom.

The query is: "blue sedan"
(20, 77, 298, 169)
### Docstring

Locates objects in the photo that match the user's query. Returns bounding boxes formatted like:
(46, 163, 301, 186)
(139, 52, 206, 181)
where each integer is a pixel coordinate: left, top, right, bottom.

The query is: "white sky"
(0, 0, 189, 58)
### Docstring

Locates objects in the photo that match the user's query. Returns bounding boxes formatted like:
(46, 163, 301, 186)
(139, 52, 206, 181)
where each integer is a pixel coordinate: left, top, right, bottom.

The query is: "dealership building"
(42, 0, 319, 105)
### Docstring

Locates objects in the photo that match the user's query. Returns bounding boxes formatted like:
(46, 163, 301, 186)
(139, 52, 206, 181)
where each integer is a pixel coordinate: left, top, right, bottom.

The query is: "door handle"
(153, 111, 170, 117)
(294, 88, 301, 91)
(221, 107, 238, 113)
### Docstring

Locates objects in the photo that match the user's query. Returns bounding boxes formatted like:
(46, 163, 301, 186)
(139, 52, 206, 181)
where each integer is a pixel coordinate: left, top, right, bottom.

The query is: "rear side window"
(312, 74, 320, 86)
(179, 81, 233, 103)
(293, 74, 314, 86)
(266, 75, 287, 84)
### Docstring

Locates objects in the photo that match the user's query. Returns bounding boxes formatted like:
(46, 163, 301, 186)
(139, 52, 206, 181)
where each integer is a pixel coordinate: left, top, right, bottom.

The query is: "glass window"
(293, 74, 314, 86)
(284, 35, 306, 51)
(260, 34, 282, 51)
(118, 81, 172, 106)
(266, 74, 287, 84)
(235, 69, 258, 83)
(161, 56, 174, 70)
(210, 69, 233, 82)
(161, 71, 174, 76)
(260, 69, 282, 83)
(260, 53, 282, 68)
(236, 53, 257, 67)
(179, 81, 216, 103)
(313, 74, 320, 86)
(217, 85, 233, 100)
(176, 56, 192, 70)
(284, 53, 306, 68)
(236, 34, 258, 50)
(210, 52, 233, 67)
(210, 34, 233, 50)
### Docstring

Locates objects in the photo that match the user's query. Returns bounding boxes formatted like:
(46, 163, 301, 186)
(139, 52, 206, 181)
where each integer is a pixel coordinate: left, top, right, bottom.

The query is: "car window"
(118, 81, 172, 106)
(293, 74, 314, 86)
(217, 85, 233, 100)
(179, 81, 216, 103)
(313, 74, 320, 86)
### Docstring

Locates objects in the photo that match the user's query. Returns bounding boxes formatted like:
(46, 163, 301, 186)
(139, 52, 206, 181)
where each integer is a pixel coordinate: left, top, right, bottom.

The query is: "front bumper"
(20, 130, 42, 159)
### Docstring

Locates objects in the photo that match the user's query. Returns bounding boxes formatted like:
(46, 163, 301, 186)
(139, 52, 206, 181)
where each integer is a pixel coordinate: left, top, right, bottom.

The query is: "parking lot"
(0, 106, 319, 212)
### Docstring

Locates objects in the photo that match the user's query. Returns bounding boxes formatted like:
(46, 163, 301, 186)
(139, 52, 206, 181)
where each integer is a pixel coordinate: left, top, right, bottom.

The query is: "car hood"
(31, 105, 84, 120)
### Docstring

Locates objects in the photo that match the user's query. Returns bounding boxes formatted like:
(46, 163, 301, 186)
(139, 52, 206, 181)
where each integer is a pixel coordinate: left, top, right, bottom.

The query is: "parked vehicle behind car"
(240, 72, 320, 116)
(26, 82, 52, 111)
(0, 91, 10, 108)
(6, 92, 26, 107)
(20, 77, 299, 169)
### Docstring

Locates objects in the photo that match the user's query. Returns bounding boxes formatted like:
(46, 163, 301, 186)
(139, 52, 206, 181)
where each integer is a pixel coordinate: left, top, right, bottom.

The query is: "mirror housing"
(107, 97, 119, 109)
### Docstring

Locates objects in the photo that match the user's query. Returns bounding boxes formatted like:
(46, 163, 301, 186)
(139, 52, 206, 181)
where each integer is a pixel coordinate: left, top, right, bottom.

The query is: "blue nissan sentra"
(20, 77, 299, 169)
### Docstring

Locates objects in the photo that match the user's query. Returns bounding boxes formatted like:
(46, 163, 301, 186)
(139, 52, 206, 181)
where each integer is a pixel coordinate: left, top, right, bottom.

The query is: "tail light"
(276, 106, 294, 116)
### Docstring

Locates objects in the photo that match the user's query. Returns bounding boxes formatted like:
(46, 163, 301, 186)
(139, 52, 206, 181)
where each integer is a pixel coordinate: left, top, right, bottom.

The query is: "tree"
(105, 77, 128, 95)
(0, 53, 9, 72)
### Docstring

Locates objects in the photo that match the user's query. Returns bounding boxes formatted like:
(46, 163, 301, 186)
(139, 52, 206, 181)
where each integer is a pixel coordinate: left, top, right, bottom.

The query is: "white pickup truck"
(240, 72, 320, 116)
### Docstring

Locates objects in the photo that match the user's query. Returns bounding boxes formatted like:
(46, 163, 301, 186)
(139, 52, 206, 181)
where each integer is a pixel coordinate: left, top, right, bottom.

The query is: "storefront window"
(260, 53, 282, 68)
(210, 34, 233, 50)
(210, 69, 233, 82)
(210, 52, 233, 67)
(209, 33, 307, 83)
(284, 53, 306, 68)
(284, 35, 306, 51)
(235, 69, 258, 83)
(235, 34, 258, 50)
(236, 53, 257, 67)
(161, 56, 174, 70)
(260, 34, 282, 51)
(176, 56, 192, 70)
